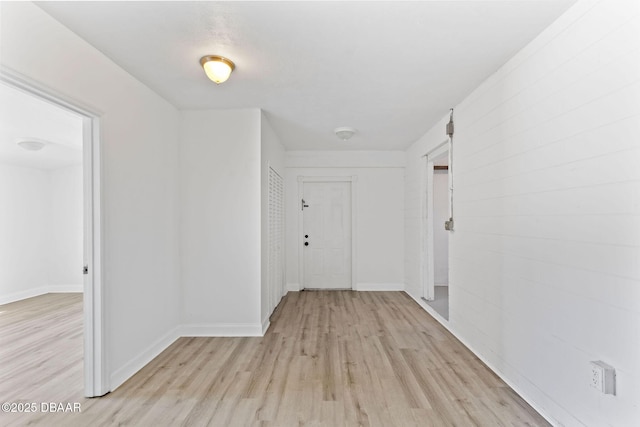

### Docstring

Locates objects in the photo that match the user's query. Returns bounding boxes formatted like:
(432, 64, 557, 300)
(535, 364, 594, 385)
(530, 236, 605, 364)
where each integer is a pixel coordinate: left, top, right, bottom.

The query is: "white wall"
(49, 164, 83, 289)
(1, 1, 182, 390)
(0, 163, 83, 304)
(285, 151, 405, 291)
(0, 164, 50, 303)
(179, 109, 263, 336)
(405, 1, 640, 425)
(260, 112, 285, 326)
(433, 171, 449, 286)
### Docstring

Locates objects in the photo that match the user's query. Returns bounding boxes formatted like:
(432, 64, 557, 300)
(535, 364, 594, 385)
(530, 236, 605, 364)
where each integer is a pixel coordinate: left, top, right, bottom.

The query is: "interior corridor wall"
(404, 1, 640, 425)
(179, 109, 263, 336)
(285, 151, 405, 291)
(1, 2, 182, 390)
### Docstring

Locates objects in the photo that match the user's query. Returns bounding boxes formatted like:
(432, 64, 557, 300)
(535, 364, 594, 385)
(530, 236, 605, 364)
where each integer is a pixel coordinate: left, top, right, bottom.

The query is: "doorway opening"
(297, 176, 356, 290)
(0, 71, 105, 397)
(422, 142, 450, 320)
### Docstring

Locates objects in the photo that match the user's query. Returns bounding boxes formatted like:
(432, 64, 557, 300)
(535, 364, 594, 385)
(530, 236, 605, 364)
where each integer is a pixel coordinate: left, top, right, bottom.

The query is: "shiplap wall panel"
(404, 1, 640, 425)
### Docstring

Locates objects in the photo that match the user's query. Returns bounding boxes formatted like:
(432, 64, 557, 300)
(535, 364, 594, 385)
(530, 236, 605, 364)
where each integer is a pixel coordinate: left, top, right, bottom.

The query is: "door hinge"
(444, 218, 454, 231)
(446, 108, 454, 137)
(83, 265, 89, 275)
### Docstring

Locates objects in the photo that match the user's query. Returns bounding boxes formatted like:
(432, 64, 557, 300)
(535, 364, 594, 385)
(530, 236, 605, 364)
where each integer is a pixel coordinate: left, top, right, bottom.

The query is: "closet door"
(268, 167, 284, 313)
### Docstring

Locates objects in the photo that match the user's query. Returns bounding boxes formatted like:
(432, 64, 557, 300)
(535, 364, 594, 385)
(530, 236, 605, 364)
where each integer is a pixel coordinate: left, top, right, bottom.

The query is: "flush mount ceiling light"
(334, 127, 357, 141)
(17, 139, 48, 151)
(200, 55, 235, 84)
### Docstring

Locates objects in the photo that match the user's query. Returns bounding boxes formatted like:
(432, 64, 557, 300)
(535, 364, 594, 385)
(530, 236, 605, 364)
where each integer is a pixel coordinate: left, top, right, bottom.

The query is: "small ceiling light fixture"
(334, 126, 357, 141)
(200, 55, 235, 84)
(17, 139, 48, 151)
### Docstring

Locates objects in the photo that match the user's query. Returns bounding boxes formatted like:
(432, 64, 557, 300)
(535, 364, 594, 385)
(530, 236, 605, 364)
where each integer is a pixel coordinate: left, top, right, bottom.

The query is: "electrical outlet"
(590, 361, 615, 395)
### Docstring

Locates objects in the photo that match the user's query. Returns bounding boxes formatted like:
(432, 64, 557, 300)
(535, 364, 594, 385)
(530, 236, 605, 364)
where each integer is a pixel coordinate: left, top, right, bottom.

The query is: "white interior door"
(268, 167, 284, 312)
(302, 181, 352, 289)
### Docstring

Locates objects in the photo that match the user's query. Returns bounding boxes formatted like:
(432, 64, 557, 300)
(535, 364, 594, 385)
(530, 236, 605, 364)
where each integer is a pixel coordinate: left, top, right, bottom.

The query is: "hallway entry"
(422, 142, 450, 320)
(0, 72, 106, 397)
(301, 180, 352, 289)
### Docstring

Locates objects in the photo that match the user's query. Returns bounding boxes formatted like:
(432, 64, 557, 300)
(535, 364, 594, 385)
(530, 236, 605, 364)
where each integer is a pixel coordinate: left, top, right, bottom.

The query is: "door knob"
(304, 242, 309, 246)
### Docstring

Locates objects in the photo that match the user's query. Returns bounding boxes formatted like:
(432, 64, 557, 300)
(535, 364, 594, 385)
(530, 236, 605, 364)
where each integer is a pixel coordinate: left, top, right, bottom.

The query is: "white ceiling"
(0, 82, 83, 170)
(36, 1, 575, 151)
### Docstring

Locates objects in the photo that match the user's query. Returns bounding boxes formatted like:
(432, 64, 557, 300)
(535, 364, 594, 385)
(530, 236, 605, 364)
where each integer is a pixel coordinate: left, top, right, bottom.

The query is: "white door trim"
(0, 68, 108, 396)
(421, 141, 450, 302)
(297, 176, 357, 290)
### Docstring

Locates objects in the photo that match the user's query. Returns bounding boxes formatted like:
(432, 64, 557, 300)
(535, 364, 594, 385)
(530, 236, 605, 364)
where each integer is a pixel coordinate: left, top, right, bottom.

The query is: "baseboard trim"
(181, 323, 265, 337)
(110, 320, 267, 393)
(355, 282, 404, 291)
(0, 284, 83, 305)
(49, 284, 84, 293)
(405, 291, 560, 427)
(110, 326, 181, 391)
(262, 318, 271, 335)
(0, 288, 48, 305)
(286, 283, 300, 292)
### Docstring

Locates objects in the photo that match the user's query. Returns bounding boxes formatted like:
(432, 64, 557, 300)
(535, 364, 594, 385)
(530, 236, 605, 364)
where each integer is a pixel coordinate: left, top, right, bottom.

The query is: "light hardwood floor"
(0, 291, 549, 426)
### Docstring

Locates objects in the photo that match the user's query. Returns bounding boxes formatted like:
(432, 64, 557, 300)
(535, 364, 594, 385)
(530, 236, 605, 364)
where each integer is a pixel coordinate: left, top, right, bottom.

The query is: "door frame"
(297, 176, 357, 290)
(421, 141, 451, 301)
(0, 68, 108, 396)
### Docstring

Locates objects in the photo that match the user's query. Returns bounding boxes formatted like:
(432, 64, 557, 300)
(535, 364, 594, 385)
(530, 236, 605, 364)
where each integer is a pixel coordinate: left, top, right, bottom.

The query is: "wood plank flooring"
(0, 291, 550, 426)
